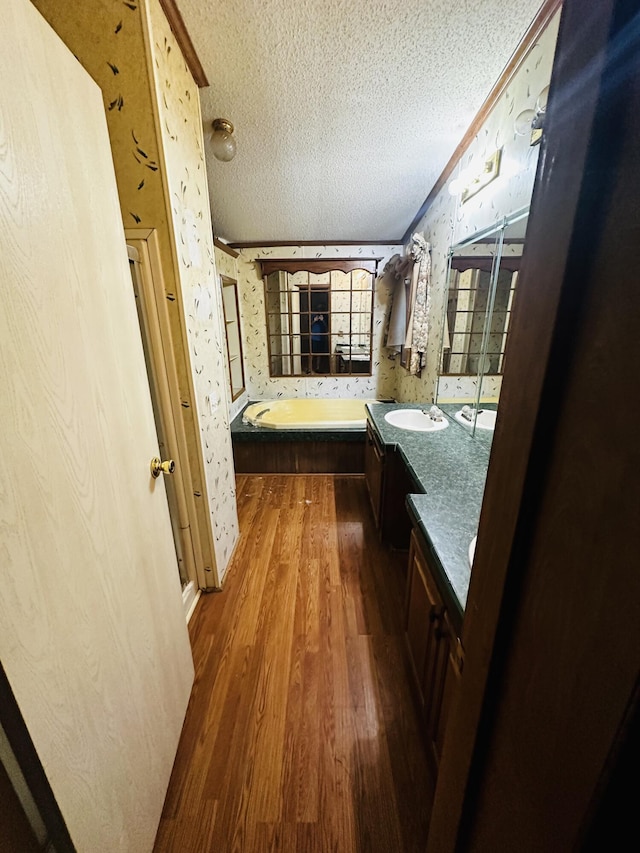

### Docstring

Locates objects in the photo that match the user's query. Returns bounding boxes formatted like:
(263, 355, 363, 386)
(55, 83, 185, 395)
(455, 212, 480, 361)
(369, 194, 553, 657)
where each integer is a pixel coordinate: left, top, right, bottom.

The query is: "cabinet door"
(364, 420, 385, 527)
(405, 532, 445, 712)
(434, 614, 463, 762)
(381, 450, 414, 549)
(418, 547, 449, 767)
(405, 530, 463, 770)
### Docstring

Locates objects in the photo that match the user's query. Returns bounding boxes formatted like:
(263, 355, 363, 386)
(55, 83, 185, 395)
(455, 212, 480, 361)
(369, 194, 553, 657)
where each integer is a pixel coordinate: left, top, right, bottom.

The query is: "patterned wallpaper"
(235, 245, 402, 402)
(395, 11, 561, 405)
(148, 0, 239, 580)
(31, 0, 168, 239)
(32, 0, 239, 585)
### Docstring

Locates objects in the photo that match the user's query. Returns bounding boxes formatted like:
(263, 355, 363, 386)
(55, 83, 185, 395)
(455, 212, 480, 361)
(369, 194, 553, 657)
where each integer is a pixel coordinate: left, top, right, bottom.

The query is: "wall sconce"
(514, 85, 550, 146)
(210, 118, 237, 162)
(449, 149, 502, 202)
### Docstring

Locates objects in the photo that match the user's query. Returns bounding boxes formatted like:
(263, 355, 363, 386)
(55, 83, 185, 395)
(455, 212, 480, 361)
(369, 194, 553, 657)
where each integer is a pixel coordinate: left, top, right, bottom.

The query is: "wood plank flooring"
(154, 475, 433, 852)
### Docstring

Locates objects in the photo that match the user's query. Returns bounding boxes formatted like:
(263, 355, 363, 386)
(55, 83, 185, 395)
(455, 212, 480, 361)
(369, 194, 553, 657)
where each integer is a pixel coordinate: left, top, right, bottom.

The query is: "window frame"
(258, 258, 380, 378)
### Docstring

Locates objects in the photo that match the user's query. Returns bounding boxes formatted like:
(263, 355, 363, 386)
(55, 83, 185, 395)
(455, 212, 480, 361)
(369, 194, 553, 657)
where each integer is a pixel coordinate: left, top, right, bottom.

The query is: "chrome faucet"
(422, 405, 444, 421)
(460, 405, 484, 422)
(460, 405, 474, 421)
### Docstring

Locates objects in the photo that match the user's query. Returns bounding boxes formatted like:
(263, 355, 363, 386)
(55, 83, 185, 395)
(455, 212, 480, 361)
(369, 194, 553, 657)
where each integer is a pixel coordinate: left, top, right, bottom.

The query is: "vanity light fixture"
(450, 149, 502, 203)
(210, 118, 237, 162)
(448, 172, 467, 197)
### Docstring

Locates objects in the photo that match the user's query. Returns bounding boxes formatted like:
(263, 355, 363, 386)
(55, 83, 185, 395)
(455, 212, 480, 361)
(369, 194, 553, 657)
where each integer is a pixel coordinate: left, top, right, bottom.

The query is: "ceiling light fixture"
(210, 118, 237, 162)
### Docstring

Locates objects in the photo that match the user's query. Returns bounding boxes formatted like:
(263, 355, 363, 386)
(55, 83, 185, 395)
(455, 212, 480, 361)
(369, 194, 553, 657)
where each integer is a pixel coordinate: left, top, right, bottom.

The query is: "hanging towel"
(383, 254, 413, 353)
(405, 233, 431, 375)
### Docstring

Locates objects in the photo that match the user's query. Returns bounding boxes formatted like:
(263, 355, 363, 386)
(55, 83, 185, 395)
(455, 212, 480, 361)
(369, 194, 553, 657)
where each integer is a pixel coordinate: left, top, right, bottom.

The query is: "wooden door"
(0, 2, 194, 850)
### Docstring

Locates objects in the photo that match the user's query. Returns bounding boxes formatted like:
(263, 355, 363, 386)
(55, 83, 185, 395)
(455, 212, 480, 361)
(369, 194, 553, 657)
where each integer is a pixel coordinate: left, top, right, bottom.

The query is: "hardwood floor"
(154, 475, 433, 852)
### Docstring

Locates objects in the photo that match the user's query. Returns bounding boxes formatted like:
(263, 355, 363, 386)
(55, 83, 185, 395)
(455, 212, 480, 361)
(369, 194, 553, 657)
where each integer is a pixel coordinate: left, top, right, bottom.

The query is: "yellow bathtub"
(242, 398, 380, 430)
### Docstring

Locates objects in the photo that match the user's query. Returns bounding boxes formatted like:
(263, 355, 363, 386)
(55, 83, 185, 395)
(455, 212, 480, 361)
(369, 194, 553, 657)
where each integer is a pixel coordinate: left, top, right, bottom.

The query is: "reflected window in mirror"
(442, 255, 520, 377)
(259, 258, 378, 377)
(436, 210, 529, 430)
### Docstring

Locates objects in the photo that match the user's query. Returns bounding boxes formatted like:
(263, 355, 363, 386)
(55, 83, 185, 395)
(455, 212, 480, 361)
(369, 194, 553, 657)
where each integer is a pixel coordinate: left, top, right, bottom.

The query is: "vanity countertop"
(365, 401, 493, 627)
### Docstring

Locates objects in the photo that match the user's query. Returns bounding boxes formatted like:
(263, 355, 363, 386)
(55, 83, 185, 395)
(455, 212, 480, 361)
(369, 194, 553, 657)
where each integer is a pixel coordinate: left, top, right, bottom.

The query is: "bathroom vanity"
(406, 527, 464, 769)
(364, 401, 492, 770)
(365, 418, 420, 549)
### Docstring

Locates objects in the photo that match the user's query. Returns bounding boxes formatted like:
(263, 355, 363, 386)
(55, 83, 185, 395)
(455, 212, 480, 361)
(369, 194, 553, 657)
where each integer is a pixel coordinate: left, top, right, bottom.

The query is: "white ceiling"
(176, 0, 544, 244)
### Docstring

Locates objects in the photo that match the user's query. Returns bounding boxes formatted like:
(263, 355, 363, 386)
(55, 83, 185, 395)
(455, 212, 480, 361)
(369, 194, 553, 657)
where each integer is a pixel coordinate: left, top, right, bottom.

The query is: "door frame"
(126, 228, 207, 611)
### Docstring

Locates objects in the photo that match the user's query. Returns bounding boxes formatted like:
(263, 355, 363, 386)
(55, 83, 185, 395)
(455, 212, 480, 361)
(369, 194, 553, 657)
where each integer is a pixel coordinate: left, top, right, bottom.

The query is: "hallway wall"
(32, 0, 239, 583)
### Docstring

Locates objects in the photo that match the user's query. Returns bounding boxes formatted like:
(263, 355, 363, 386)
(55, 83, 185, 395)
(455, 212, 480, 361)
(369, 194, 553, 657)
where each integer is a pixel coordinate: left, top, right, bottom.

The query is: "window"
(220, 275, 245, 401)
(259, 258, 379, 377)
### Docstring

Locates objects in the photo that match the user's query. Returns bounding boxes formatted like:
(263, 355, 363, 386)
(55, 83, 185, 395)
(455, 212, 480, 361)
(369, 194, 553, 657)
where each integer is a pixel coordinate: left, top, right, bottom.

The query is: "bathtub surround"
(241, 398, 377, 430)
(33, 0, 239, 586)
(230, 398, 386, 474)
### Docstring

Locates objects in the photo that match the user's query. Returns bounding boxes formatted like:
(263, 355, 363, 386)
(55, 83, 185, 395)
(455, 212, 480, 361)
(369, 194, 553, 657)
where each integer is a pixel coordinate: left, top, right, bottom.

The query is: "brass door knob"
(150, 457, 176, 478)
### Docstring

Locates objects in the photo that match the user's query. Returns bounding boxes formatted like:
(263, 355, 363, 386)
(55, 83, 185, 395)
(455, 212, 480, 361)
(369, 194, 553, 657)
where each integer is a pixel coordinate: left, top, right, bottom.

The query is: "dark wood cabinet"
(364, 420, 385, 527)
(364, 418, 417, 550)
(382, 449, 417, 550)
(405, 528, 463, 771)
(365, 416, 463, 769)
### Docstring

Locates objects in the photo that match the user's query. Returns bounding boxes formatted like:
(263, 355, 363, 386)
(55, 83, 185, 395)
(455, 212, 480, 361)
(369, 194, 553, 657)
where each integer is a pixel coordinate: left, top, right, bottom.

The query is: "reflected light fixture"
(210, 118, 236, 162)
(514, 85, 550, 146)
(449, 149, 502, 202)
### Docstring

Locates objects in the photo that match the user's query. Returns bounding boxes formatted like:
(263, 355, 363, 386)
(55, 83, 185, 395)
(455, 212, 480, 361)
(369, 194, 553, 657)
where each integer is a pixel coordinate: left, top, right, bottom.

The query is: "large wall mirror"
(259, 258, 378, 377)
(436, 208, 529, 434)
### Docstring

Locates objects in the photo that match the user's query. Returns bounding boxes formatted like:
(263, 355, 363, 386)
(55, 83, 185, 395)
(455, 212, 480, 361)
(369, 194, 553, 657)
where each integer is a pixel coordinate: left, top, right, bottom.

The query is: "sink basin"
(455, 408, 497, 431)
(384, 409, 449, 432)
(468, 535, 477, 567)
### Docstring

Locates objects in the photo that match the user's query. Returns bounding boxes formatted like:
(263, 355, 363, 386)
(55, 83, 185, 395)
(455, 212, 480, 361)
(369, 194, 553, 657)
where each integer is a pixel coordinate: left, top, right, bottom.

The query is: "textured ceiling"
(176, 0, 544, 243)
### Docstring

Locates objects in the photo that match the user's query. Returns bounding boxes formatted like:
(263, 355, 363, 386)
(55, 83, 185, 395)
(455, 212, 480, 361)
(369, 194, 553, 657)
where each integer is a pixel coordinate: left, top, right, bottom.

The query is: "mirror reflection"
(262, 260, 377, 377)
(443, 248, 518, 377)
(437, 209, 529, 433)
